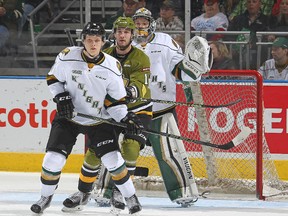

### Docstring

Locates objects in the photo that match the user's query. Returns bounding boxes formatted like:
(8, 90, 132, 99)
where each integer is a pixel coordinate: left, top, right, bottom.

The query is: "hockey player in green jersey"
(62, 16, 152, 214)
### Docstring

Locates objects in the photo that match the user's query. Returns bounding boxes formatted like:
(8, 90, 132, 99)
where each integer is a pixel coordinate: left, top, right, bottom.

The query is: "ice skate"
(125, 194, 142, 215)
(175, 196, 198, 208)
(62, 191, 91, 212)
(110, 187, 125, 215)
(30, 195, 53, 213)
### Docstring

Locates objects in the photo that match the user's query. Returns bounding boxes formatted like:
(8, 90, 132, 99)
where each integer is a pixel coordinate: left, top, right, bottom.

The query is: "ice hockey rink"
(1, 172, 288, 216)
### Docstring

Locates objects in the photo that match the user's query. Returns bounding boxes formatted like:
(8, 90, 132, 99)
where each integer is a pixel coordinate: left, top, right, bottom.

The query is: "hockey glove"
(180, 36, 213, 80)
(121, 112, 144, 135)
(53, 92, 74, 119)
(125, 86, 138, 103)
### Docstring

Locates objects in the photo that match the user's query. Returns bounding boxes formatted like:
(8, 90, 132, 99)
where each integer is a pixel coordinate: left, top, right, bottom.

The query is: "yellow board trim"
(1, 153, 288, 180)
(0, 152, 83, 173)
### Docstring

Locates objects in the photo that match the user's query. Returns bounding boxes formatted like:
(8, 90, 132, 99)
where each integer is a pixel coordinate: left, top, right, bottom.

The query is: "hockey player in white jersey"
(30, 22, 144, 215)
(130, 8, 213, 206)
(62, 17, 152, 214)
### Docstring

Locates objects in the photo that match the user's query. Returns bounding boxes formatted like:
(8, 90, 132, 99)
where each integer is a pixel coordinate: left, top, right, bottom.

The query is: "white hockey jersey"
(47, 46, 128, 125)
(133, 32, 184, 112)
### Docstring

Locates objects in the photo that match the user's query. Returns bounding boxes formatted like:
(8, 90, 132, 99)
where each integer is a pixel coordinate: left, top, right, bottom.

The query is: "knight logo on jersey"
(116, 61, 122, 72)
(61, 48, 70, 55)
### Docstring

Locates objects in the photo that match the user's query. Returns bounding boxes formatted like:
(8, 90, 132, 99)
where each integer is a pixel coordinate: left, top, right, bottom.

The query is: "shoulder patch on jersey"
(61, 48, 70, 55)
(116, 61, 122, 72)
(171, 39, 178, 49)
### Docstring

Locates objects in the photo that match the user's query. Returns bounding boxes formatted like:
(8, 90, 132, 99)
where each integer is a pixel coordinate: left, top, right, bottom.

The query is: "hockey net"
(135, 70, 288, 200)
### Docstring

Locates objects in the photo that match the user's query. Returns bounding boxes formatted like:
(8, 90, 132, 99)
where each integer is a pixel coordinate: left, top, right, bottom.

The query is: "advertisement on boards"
(0, 77, 84, 154)
(0, 78, 288, 156)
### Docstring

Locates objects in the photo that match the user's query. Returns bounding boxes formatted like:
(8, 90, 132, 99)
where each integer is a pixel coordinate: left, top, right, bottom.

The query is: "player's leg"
(90, 121, 142, 214)
(148, 111, 199, 206)
(94, 114, 151, 211)
(101, 150, 142, 215)
(62, 148, 100, 212)
(31, 117, 77, 213)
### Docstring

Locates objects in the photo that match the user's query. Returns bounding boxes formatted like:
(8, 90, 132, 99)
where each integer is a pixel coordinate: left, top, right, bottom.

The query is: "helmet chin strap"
(116, 41, 132, 51)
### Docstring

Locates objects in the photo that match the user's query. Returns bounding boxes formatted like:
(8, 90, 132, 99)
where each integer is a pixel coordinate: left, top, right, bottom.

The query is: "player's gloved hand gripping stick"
(53, 92, 74, 119)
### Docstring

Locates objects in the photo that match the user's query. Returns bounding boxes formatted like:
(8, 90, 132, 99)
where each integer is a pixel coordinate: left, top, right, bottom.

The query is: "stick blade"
(134, 167, 149, 177)
(219, 127, 251, 150)
(232, 126, 252, 147)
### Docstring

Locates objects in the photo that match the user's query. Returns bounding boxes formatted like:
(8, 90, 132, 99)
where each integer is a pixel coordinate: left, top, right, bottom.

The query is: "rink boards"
(0, 77, 288, 180)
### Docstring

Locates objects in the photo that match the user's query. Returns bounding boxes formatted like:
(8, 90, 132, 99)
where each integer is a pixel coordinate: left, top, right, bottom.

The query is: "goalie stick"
(138, 98, 242, 108)
(76, 112, 251, 150)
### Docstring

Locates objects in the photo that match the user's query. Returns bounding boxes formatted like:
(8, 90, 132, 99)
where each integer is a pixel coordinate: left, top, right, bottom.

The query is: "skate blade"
(110, 206, 122, 215)
(131, 212, 141, 216)
(61, 205, 84, 212)
(94, 199, 111, 207)
(175, 197, 198, 207)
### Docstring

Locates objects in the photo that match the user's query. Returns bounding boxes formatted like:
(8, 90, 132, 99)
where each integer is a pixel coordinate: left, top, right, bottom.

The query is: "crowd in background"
(0, 0, 288, 80)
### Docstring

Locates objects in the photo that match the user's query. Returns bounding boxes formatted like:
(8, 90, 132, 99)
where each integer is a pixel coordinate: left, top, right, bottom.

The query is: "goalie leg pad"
(149, 114, 194, 201)
(149, 112, 199, 202)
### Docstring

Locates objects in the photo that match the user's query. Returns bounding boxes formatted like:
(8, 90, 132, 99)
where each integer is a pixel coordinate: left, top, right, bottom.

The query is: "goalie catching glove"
(53, 91, 74, 119)
(180, 36, 213, 80)
(121, 112, 144, 135)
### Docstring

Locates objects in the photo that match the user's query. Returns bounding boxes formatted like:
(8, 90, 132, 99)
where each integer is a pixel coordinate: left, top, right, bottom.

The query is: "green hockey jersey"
(103, 46, 152, 114)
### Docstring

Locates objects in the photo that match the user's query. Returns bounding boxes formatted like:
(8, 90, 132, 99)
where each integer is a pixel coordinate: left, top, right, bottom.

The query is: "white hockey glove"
(180, 36, 213, 80)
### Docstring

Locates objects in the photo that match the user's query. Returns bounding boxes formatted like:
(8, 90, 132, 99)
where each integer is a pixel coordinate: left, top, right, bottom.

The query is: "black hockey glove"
(125, 86, 138, 103)
(121, 112, 144, 135)
(53, 92, 74, 119)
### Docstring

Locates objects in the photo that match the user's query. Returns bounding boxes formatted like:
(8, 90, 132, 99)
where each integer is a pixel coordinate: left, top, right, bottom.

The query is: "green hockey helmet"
(113, 16, 136, 32)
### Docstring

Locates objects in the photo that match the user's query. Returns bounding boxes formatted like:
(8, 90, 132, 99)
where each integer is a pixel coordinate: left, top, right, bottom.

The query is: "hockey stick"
(138, 98, 242, 108)
(76, 112, 251, 150)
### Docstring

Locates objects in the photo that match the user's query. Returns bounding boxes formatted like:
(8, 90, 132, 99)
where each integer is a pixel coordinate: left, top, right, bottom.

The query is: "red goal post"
(136, 70, 288, 200)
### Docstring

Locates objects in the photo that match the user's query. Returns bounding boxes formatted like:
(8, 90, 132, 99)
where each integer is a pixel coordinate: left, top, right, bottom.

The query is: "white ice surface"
(0, 172, 288, 216)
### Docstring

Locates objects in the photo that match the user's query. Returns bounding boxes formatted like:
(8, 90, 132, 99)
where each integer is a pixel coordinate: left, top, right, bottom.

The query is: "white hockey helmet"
(132, 7, 156, 43)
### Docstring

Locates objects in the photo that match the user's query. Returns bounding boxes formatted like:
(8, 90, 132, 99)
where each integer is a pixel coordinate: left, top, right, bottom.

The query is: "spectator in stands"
(258, 37, 288, 80)
(210, 40, 237, 69)
(268, 0, 288, 42)
(228, 0, 275, 21)
(155, 0, 184, 50)
(145, 0, 162, 19)
(105, 0, 146, 29)
(18, 0, 42, 39)
(227, 0, 272, 69)
(272, 0, 282, 16)
(191, 0, 204, 20)
(191, 0, 229, 41)
(0, 0, 22, 54)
